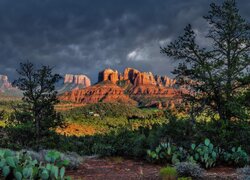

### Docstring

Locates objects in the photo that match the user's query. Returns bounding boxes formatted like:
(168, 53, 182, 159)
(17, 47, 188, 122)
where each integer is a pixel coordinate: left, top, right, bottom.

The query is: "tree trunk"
(35, 116, 40, 150)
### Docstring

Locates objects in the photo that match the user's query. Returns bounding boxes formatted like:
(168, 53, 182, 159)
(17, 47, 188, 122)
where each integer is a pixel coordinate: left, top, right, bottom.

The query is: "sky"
(0, 0, 249, 83)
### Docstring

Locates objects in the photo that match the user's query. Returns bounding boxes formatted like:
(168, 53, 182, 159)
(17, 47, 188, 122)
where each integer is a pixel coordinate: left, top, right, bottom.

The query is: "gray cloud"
(0, 0, 249, 83)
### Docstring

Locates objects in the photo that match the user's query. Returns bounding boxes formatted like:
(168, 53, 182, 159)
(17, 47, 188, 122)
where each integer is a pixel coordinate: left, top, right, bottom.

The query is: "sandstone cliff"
(60, 81, 137, 105)
(60, 68, 181, 108)
(98, 67, 176, 87)
(0, 75, 22, 97)
(98, 69, 121, 84)
(64, 74, 91, 87)
(0, 75, 12, 89)
(58, 74, 91, 94)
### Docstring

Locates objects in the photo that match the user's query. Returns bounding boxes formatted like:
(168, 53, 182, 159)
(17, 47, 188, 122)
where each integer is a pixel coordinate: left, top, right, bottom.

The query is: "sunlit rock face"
(64, 74, 91, 87)
(58, 74, 91, 94)
(98, 68, 120, 84)
(60, 67, 182, 109)
(0, 75, 12, 89)
(98, 67, 176, 87)
(123, 67, 140, 84)
(59, 81, 137, 105)
(0, 75, 22, 97)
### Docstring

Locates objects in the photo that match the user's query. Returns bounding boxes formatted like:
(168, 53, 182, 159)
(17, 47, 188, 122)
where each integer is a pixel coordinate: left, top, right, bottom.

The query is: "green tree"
(161, 0, 250, 121)
(11, 62, 63, 148)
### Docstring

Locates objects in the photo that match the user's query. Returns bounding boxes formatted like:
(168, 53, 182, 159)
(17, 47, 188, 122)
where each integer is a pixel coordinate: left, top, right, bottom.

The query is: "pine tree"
(161, 0, 250, 121)
(12, 62, 63, 148)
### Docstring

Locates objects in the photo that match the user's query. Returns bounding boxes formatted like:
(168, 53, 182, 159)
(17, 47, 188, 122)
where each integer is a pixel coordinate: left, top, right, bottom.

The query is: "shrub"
(190, 138, 218, 168)
(157, 115, 195, 149)
(147, 142, 185, 164)
(91, 143, 115, 157)
(0, 149, 71, 180)
(160, 166, 177, 180)
(196, 120, 250, 153)
(175, 162, 204, 179)
(236, 166, 250, 180)
(23, 150, 82, 170)
(223, 147, 249, 167)
(177, 178, 192, 180)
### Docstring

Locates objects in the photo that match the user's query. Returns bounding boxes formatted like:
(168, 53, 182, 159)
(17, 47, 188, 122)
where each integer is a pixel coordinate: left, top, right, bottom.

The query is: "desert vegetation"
(0, 0, 249, 179)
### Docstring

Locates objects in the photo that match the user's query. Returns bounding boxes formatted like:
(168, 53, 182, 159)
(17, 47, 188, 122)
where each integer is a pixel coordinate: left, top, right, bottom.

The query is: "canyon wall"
(64, 74, 91, 87)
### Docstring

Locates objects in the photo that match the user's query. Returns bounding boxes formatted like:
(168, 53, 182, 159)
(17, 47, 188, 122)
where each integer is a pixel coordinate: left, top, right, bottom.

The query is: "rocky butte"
(0, 75, 22, 97)
(58, 74, 91, 94)
(64, 74, 91, 87)
(0, 75, 12, 89)
(60, 68, 182, 109)
(98, 67, 176, 87)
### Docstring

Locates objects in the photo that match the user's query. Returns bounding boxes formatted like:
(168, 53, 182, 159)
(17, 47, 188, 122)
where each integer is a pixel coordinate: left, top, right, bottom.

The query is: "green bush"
(155, 115, 195, 149)
(91, 143, 115, 157)
(177, 178, 192, 180)
(196, 120, 250, 153)
(0, 149, 71, 180)
(160, 166, 177, 177)
(147, 142, 186, 164)
(21, 150, 82, 170)
(160, 166, 177, 179)
(223, 147, 249, 167)
(62, 102, 149, 118)
(190, 139, 218, 168)
(147, 137, 249, 169)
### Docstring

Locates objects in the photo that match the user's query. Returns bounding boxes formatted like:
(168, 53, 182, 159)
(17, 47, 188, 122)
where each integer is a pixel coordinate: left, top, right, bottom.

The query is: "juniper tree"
(161, 0, 250, 121)
(12, 62, 63, 148)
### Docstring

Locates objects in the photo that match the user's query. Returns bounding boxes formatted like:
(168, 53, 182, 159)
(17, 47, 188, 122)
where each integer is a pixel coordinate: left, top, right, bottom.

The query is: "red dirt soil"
(67, 157, 161, 180)
(66, 158, 238, 180)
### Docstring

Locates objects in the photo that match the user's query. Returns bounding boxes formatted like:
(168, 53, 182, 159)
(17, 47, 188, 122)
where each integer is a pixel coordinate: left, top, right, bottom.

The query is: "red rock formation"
(64, 74, 91, 87)
(0, 75, 22, 97)
(60, 81, 137, 105)
(60, 67, 181, 109)
(134, 72, 157, 86)
(129, 85, 179, 97)
(98, 69, 120, 84)
(0, 75, 12, 89)
(98, 68, 176, 87)
(123, 68, 175, 87)
(123, 68, 140, 83)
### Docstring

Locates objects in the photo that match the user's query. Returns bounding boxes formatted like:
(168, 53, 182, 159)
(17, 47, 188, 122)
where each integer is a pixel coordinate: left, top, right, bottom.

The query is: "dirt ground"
(67, 157, 239, 180)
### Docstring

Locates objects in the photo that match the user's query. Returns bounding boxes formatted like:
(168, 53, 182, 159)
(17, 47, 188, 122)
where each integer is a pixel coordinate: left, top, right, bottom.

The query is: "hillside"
(62, 102, 147, 118)
(60, 81, 137, 105)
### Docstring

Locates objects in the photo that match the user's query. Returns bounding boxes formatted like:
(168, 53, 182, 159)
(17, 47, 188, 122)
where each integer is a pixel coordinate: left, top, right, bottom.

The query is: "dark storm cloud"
(0, 0, 249, 83)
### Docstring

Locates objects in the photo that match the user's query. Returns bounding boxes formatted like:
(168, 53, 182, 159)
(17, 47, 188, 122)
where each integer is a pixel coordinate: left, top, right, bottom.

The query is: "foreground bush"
(190, 139, 218, 168)
(159, 166, 177, 180)
(147, 138, 249, 169)
(22, 150, 82, 170)
(223, 147, 249, 167)
(0, 149, 71, 180)
(147, 142, 187, 164)
(175, 162, 204, 179)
